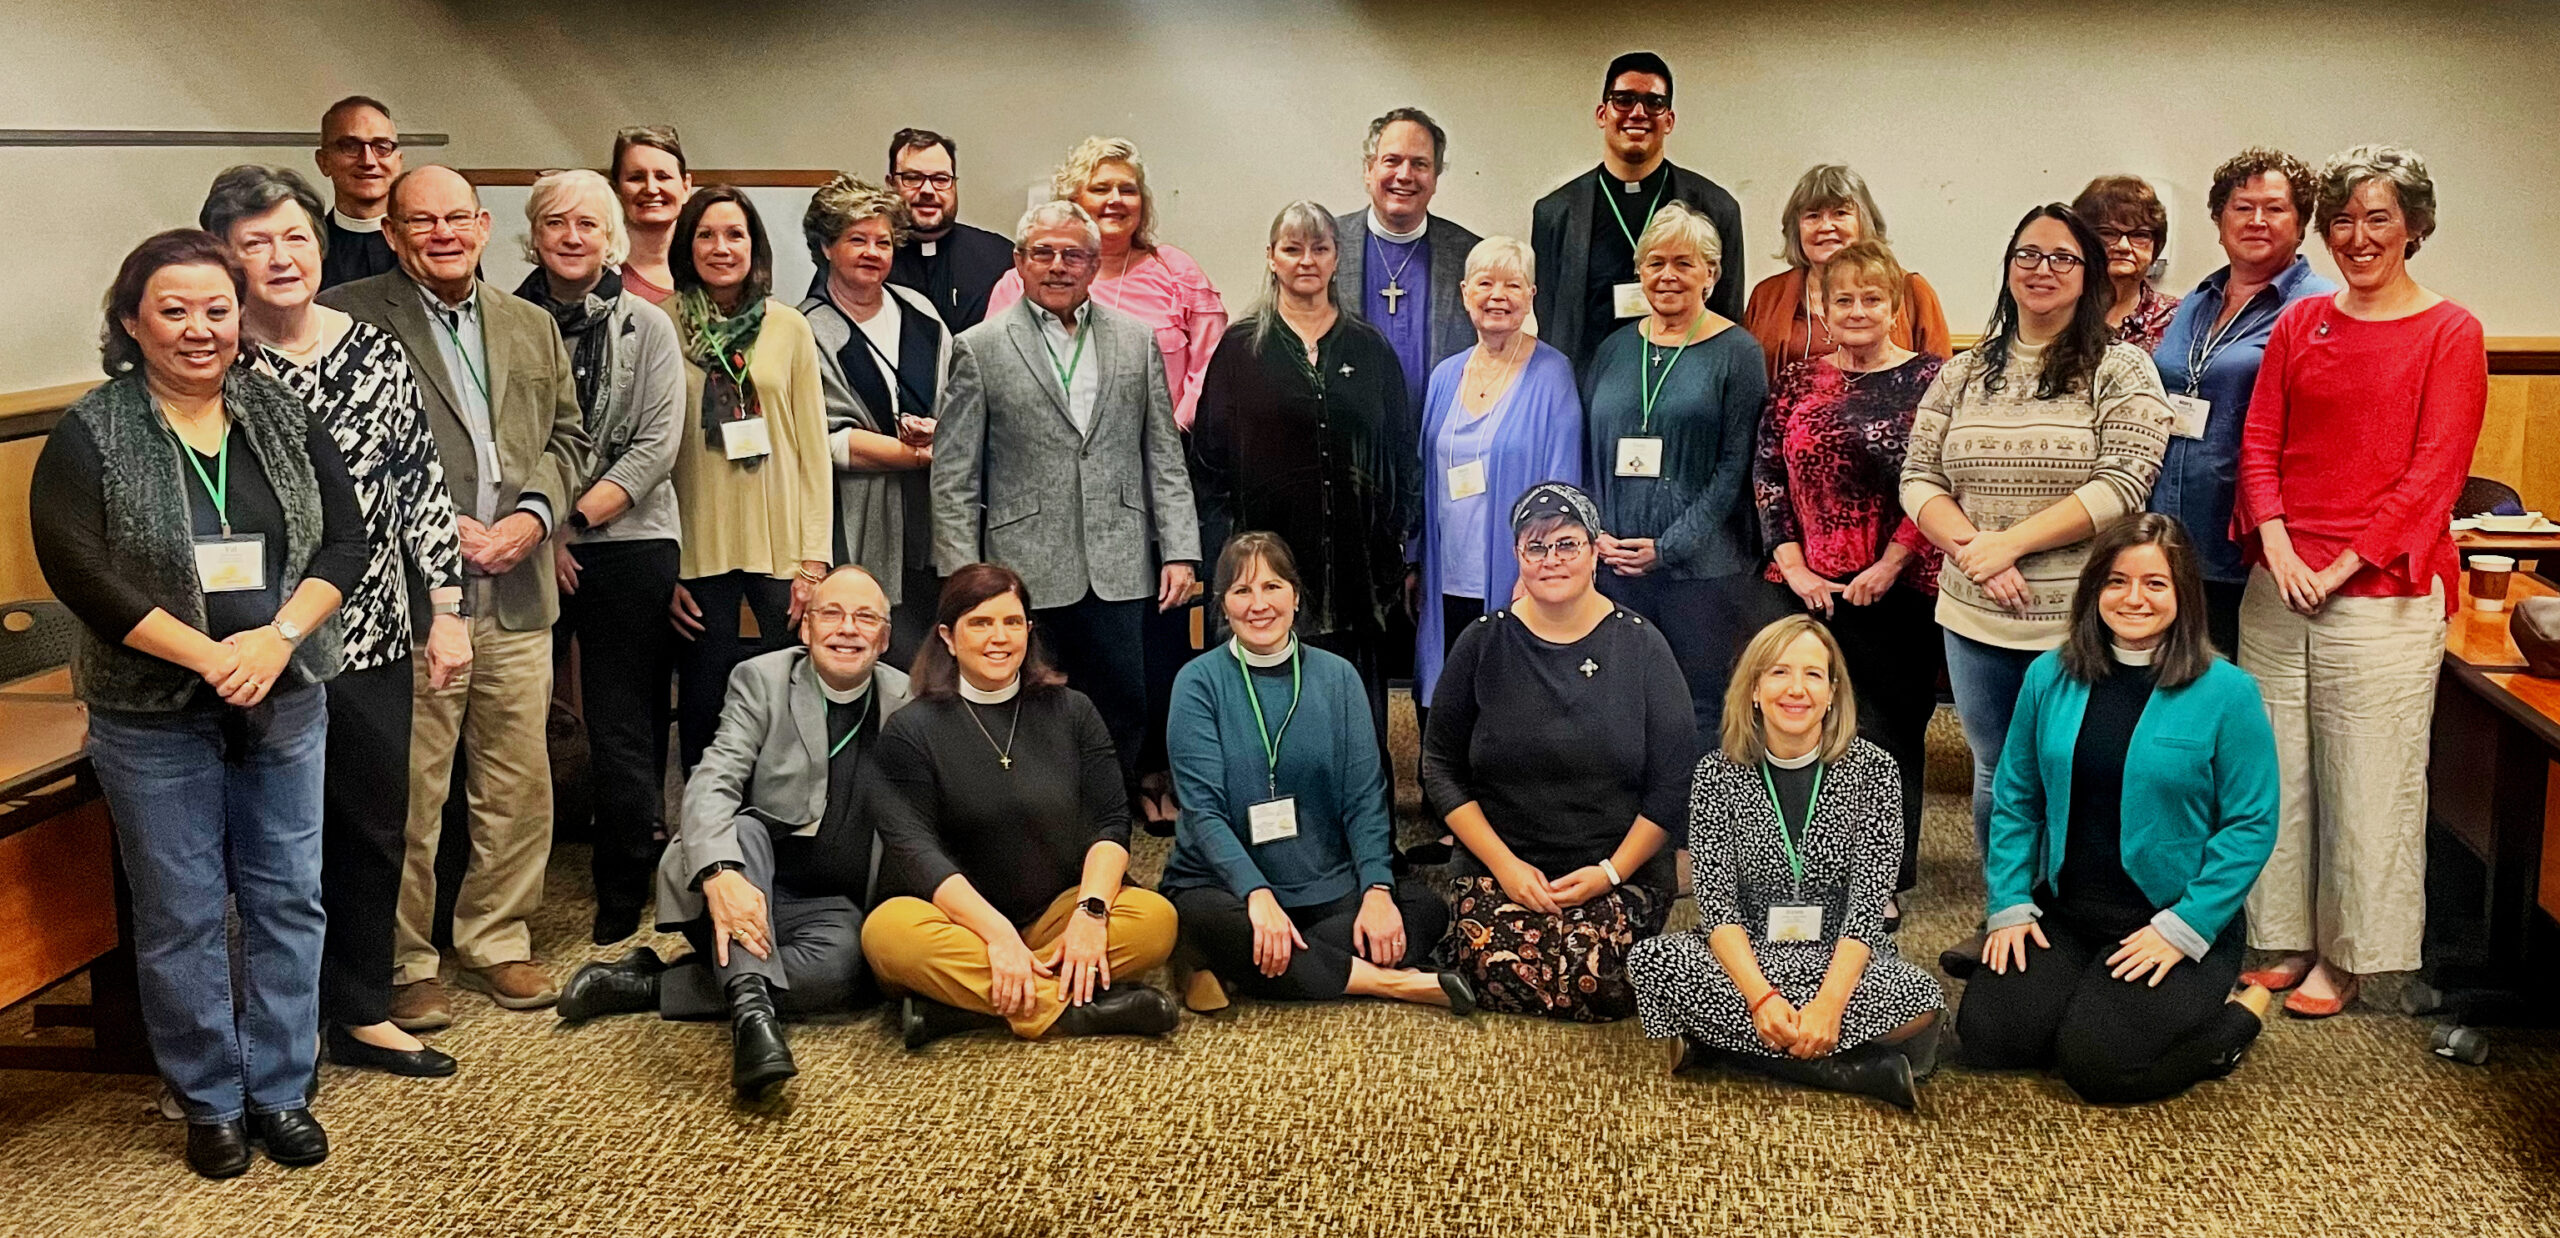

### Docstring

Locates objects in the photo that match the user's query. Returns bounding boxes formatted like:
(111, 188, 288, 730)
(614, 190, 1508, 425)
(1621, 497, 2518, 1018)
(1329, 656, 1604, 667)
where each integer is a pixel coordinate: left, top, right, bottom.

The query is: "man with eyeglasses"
(1333, 106, 1482, 416)
(318, 165, 591, 1031)
(557, 566, 911, 1099)
(931, 200, 1201, 811)
(313, 95, 406, 289)
(884, 129, 1013, 333)
(1530, 51, 1746, 377)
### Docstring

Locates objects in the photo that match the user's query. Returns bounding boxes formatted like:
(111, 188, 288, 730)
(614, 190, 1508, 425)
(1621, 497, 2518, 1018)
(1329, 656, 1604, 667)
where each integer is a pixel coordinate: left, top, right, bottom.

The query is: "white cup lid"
(2474, 555, 2517, 571)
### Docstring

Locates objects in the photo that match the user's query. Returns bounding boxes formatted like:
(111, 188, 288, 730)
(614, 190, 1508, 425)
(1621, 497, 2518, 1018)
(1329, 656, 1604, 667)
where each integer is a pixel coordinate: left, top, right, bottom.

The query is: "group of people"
(27, 49, 2490, 1177)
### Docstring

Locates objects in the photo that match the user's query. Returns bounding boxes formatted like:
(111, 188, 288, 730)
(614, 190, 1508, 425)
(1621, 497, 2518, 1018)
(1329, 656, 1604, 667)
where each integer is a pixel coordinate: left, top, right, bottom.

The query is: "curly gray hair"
(2316, 143, 2438, 257)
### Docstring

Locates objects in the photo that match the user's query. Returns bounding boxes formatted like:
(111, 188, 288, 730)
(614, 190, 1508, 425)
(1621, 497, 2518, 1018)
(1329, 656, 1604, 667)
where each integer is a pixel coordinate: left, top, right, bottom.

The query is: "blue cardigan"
(1160, 640, 1395, 906)
(1983, 652, 2278, 959)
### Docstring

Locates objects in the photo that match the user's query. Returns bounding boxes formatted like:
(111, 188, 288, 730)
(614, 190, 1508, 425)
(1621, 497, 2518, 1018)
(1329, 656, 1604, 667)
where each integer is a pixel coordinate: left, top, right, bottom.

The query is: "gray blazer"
(1332, 209, 1483, 379)
(930, 297, 1201, 606)
(318, 271, 591, 630)
(653, 650, 914, 923)
(573, 290, 685, 547)
(803, 283, 953, 605)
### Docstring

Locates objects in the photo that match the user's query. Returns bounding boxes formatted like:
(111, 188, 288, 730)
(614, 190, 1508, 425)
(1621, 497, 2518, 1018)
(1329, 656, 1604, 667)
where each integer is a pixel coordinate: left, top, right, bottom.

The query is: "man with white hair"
(930, 201, 1200, 804)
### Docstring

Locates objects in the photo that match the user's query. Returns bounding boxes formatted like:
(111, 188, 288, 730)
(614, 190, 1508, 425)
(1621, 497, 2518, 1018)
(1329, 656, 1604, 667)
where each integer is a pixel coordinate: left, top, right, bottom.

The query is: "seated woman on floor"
(1161, 531, 1471, 1015)
(860, 564, 1181, 1048)
(1956, 513, 2280, 1103)
(1627, 614, 1943, 1109)
(1420, 482, 1695, 1021)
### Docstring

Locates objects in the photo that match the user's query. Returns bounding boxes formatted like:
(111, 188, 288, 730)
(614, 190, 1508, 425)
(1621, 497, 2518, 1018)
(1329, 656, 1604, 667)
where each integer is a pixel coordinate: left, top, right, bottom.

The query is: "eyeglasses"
(2094, 227, 2157, 248)
(328, 137, 400, 160)
(1021, 245, 1097, 270)
(1603, 91, 1672, 116)
(2008, 248, 2087, 274)
(890, 171, 956, 191)
(808, 605, 888, 633)
(398, 211, 482, 237)
(1520, 536, 1590, 563)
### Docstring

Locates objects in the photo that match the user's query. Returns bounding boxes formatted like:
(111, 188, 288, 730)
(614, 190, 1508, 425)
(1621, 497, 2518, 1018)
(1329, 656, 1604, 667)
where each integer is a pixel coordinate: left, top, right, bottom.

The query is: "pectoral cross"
(1579, 658, 1599, 678)
(1381, 281, 1406, 316)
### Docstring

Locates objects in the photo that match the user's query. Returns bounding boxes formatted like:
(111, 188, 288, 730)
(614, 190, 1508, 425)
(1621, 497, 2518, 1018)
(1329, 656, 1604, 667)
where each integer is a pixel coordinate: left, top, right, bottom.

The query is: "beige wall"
(4, 0, 2557, 393)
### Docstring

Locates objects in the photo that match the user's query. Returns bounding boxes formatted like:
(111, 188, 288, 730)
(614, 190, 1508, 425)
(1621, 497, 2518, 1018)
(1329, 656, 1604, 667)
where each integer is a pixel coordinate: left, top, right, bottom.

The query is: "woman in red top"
(2229, 145, 2487, 1018)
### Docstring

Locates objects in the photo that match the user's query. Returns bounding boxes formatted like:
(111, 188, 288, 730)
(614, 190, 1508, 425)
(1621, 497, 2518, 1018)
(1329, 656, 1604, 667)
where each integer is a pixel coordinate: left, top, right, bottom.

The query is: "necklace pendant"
(999, 755, 1012, 771)
(1380, 281, 1405, 315)
(1579, 658, 1599, 678)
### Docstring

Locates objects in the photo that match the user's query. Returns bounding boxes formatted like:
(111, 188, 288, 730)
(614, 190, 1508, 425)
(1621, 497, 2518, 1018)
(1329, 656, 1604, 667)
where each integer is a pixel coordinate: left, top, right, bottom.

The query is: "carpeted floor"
(3, 704, 2557, 1237)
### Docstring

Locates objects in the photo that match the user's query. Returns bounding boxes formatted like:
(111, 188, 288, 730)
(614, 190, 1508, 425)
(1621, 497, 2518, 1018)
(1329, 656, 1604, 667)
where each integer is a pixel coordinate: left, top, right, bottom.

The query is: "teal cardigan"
(1983, 652, 2279, 959)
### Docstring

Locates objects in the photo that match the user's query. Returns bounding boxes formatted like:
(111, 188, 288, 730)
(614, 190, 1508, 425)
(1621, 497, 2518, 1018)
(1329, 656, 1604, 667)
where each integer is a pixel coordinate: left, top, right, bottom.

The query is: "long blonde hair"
(1719, 615, 1860, 766)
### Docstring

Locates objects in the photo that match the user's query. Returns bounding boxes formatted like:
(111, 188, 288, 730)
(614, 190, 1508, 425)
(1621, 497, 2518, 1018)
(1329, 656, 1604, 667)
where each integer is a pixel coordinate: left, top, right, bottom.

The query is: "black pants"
(1956, 904, 2259, 1104)
(677, 571, 795, 771)
(319, 658, 412, 1027)
(885, 564, 940, 674)
(2203, 578, 2246, 664)
(1821, 586, 1943, 892)
(1597, 569, 1788, 739)
(1135, 594, 1202, 780)
(1414, 594, 1487, 744)
(557, 539, 679, 917)
(1034, 593, 1148, 795)
(1307, 627, 1394, 816)
(1172, 881, 1451, 1000)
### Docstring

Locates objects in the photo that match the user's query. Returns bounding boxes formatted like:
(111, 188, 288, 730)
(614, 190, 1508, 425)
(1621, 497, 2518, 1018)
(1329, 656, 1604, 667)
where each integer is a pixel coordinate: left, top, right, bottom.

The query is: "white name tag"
(1612, 282, 1647, 319)
(721, 416, 773, 461)
(1615, 436, 1665, 478)
(1248, 796, 1300, 846)
(193, 535, 267, 594)
(2166, 394, 2212, 440)
(1445, 459, 1487, 501)
(1766, 904, 1824, 943)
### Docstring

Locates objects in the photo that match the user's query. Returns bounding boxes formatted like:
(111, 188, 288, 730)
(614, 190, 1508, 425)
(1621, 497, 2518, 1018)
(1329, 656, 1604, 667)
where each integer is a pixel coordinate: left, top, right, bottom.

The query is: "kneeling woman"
(1162, 533, 1469, 1014)
(1627, 615, 1944, 1109)
(1957, 514, 2279, 1103)
(863, 565, 1181, 1047)
(1421, 483, 1696, 1021)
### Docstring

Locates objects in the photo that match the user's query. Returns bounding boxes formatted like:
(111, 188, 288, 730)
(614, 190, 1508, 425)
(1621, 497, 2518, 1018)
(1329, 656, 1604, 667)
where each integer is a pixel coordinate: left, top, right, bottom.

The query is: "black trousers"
(1135, 595, 1202, 779)
(1307, 627, 1393, 816)
(1598, 569, 1789, 740)
(1034, 593, 1148, 795)
(1414, 594, 1487, 744)
(2203, 578, 2246, 664)
(885, 564, 941, 674)
(1172, 880, 1451, 1001)
(557, 539, 679, 917)
(1956, 904, 2259, 1104)
(1820, 585, 1943, 892)
(320, 658, 412, 1026)
(677, 571, 796, 771)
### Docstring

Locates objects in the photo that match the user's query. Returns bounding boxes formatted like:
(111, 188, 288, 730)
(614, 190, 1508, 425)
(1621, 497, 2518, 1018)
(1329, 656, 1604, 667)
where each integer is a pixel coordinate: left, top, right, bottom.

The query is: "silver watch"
(271, 618, 304, 648)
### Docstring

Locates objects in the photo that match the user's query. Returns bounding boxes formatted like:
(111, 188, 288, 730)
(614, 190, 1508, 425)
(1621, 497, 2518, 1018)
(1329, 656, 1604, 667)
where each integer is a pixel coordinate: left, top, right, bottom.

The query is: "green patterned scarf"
(675, 288, 769, 453)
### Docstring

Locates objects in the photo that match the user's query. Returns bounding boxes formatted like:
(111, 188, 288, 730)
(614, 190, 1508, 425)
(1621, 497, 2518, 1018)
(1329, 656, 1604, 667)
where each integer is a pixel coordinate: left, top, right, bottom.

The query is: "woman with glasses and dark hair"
(1957, 514, 2281, 1104)
(2072, 175, 2181, 353)
(664, 186, 833, 771)
(1422, 483, 1696, 1020)
(1901, 204, 2173, 864)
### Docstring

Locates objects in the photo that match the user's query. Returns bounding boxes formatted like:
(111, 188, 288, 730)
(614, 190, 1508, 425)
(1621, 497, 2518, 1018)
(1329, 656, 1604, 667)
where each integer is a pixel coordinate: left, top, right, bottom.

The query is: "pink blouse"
(988, 243, 1228, 430)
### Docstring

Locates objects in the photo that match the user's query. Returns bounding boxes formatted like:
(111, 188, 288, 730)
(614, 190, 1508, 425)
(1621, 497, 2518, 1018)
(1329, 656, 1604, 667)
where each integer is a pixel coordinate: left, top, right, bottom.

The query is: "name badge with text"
(1615, 436, 1666, 478)
(1612, 282, 1647, 319)
(721, 417, 773, 461)
(2166, 394, 2212, 440)
(1445, 459, 1487, 502)
(1248, 797, 1301, 846)
(1766, 904, 1824, 943)
(193, 534, 267, 594)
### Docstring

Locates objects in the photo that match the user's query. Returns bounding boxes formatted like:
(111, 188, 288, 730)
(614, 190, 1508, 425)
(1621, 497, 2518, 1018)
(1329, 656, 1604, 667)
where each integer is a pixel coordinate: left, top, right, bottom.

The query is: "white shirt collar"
(1367, 208, 1427, 244)
(412, 275, 477, 316)
(959, 675, 1021, 704)
(1232, 636, 1297, 668)
(2110, 642, 2158, 666)
(1764, 742, 1821, 770)
(818, 674, 874, 705)
(332, 208, 384, 234)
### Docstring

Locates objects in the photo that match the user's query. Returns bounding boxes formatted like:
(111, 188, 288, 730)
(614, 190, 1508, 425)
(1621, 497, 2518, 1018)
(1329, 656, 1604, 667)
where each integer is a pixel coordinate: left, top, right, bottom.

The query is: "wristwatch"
(1077, 895, 1110, 920)
(568, 509, 592, 533)
(270, 618, 304, 648)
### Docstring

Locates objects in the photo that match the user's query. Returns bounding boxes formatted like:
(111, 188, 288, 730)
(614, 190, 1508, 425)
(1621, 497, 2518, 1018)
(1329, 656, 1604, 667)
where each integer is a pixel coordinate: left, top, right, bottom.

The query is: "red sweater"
(2233, 297, 2486, 610)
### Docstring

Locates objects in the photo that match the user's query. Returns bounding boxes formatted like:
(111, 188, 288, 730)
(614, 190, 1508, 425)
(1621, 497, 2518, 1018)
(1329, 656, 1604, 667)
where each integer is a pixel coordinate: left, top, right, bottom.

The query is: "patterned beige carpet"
(2, 706, 2556, 1237)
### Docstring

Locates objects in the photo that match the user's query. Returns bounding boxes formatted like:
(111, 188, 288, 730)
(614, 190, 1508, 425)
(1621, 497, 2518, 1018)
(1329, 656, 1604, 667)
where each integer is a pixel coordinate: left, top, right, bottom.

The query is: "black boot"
(1939, 932, 1986, 981)
(246, 1107, 330, 1166)
(1048, 984, 1179, 1039)
(185, 1118, 252, 1179)
(556, 948, 666, 1022)
(727, 975, 796, 1099)
(1743, 1046, 1918, 1110)
(900, 995, 1006, 1050)
(1671, 1035, 1734, 1075)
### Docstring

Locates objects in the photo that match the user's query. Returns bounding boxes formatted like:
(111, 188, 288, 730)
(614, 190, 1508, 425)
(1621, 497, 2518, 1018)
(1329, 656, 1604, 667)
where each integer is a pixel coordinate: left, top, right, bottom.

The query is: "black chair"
(2456, 475, 2523, 520)
(0, 599, 79, 684)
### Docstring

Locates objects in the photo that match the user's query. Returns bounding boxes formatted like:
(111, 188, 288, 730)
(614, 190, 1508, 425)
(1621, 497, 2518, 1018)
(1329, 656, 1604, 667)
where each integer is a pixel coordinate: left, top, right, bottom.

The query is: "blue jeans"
(1941, 631, 2042, 860)
(86, 684, 328, 1123)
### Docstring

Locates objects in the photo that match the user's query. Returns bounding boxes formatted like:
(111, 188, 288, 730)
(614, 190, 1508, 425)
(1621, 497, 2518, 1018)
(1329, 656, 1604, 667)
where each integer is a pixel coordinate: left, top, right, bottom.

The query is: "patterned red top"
(2113, 281, 2182, 355)
(1754, 354, 1947, 595)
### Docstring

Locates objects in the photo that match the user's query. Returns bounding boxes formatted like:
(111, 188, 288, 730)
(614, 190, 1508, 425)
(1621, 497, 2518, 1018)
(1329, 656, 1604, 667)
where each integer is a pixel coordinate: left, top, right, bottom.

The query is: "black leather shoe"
(900, 995, 1006, 1050)
(557, 948, 666, 1022)
(247, 1107, 329, 1166)
(1437, 971, 1478, 1017)
(727, 975, 797, 1099)
(1939, 932, 1986, 981)
(1048, 984, 1179, 1039)
(1399, 838, 1456, 868)
(326, 1024, 458, 1078)
(1672, 1035, 1731, 1075)
(185, 1118, 252, 1179)
(1747, 1049, 1919, 1111)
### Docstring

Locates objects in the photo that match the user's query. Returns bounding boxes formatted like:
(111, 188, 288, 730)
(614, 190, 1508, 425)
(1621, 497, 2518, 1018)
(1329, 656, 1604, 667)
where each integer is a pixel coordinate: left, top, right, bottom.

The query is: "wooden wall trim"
(460, 168, 842, 188)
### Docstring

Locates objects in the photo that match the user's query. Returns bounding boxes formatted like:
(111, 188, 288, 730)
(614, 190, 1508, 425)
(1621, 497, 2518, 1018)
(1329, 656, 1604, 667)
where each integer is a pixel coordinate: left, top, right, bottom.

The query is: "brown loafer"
(458, 961, 560, 1010)
(389, 979, 454, 1033)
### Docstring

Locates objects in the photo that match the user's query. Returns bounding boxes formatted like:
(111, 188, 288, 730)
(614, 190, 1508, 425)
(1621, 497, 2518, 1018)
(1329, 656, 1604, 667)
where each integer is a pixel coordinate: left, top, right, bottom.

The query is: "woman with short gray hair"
(2230, 143, 2486, 1018)
(800, 173, 951, 665)
(510, 167, 688, 944)
(1742, 164, 1952, 379)
(200, 165, 472, 1079)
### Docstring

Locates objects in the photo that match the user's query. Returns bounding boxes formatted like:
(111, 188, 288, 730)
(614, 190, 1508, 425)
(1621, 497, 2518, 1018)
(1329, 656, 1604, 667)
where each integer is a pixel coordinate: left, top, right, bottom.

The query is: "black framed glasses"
(1603, 91, 1672, 116)
(2008, 248, 2087, 274)
(329, 137, 399, 160)
(2094, 226, 2157, 248)
(890, 171, 955, 191)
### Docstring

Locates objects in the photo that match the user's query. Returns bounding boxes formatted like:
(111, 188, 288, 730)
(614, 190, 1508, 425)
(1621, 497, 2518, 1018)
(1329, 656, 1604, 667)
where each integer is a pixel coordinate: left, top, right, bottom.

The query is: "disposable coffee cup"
(2472, 555, 2516, 611)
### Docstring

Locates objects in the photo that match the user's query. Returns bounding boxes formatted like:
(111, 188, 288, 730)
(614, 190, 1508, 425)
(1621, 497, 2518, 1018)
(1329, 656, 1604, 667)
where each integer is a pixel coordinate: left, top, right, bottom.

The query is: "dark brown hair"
(100, 230, 244, 377)
(2206, 147, 2317, 222)
(611, 125, 686, 179)
(1212, 531, 1306, 600)
(2072, 174, 2170, 255)
(908, 563, 1067, 698)
(2061, 513, 2215, 689)
(1974, 203, 2115, 400)
(670, 185, 772, 306)
(888, 128, 957, 173)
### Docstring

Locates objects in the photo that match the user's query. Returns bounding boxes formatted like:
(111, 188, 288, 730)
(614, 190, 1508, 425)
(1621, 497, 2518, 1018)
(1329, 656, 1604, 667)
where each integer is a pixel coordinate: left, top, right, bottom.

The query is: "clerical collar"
(1368, 209, 1426, 244)
(1609, 162, 1668, 194)
(959, 675, 1021, 704)
(2110, 642, 2157, 666)
(1765, 742, 1820, 770)
(332, 208, 384, 234)
(818, 674, 873, 705)
(1232, 636, 1297, 668)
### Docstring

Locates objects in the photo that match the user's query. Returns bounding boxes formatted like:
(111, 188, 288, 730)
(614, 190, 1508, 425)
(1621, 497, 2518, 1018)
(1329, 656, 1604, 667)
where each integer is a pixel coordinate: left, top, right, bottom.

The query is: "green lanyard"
(433, 303, 492, 408)
(829, 712, 864, 758)
(1635, 314, 1706, 433)
(1601, 174, 1668, 253)
(160, 407, 234, 535)
(1759, 759, 1824, 891)
(1043, 318, 1088, 394)
(1232, 639, 1303, 797)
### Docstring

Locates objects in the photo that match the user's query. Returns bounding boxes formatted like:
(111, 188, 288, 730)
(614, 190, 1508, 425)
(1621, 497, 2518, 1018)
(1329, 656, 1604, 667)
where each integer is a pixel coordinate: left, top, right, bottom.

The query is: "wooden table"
(2456, 528, 2560, 561)
(2429, 574, 2560, 1021)
(0, 678, 151, 1074)
(2446, 572, 2556, 669)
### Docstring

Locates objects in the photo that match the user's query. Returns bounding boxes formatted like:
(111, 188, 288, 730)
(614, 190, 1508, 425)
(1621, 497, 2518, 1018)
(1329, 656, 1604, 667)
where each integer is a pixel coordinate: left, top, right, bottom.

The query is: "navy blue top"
(1580, 321, 1767, 580)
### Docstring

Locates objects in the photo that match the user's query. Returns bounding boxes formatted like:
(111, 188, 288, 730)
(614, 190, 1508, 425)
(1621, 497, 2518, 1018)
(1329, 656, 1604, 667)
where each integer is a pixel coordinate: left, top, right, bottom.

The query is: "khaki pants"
(862, 887, 1176, 1038)
(2238, 570, 2443, 974)
(393, 618, 555, 984)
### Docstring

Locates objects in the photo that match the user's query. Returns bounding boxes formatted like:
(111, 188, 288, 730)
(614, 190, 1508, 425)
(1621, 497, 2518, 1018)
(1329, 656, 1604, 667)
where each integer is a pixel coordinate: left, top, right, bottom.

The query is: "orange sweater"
(1743, 266, 1953, 382)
